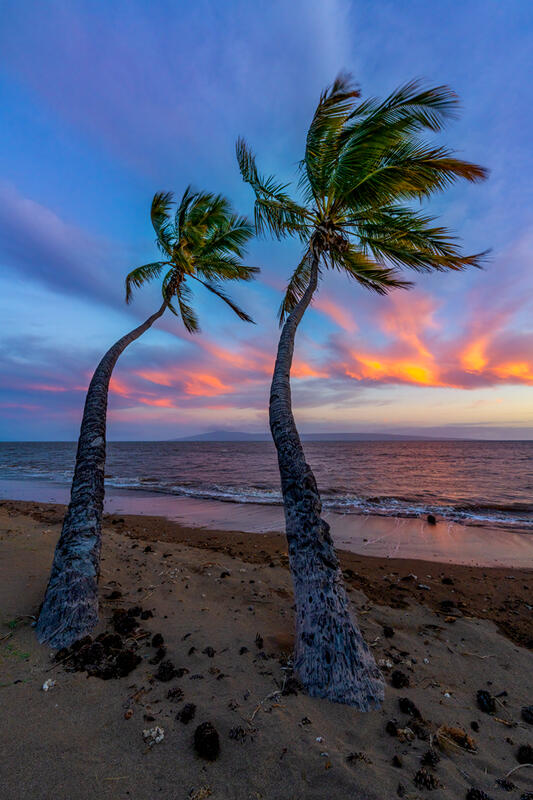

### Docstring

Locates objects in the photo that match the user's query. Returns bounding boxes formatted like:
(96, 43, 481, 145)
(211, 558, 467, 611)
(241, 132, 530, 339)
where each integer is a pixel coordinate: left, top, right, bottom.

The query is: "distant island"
(175, 430, 443, 442)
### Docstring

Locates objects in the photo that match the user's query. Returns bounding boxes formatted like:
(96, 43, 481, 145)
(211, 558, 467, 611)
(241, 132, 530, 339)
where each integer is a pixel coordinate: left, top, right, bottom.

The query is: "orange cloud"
(292, 360, 329, 379)
(461, 337, 488, 372)
(184, 373, 232, 396)
(314, 296, 357, 333)
(109, 376, 133, 397)
(136, 369, 173, 387)
(138, 396, 175, 407)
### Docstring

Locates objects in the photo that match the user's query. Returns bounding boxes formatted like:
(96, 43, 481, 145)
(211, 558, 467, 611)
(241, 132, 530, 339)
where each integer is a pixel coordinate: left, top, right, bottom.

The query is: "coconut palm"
(37, 188, 256, 648)
(237, 75, 487, 708)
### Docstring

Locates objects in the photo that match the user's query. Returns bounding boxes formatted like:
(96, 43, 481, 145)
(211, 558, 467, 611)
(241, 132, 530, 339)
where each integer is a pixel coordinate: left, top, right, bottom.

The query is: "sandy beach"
(1, 498, 532, 800)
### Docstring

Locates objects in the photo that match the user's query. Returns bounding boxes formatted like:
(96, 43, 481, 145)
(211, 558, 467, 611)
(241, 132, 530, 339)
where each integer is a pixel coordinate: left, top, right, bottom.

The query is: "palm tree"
(37, 188, 256, 648)
(237, 75, 487, 708)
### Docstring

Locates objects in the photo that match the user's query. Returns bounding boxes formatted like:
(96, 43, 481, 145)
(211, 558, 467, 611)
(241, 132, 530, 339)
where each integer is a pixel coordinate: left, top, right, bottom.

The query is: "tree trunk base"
(288, 522, 384, 709)
(36, 569, 98, 649)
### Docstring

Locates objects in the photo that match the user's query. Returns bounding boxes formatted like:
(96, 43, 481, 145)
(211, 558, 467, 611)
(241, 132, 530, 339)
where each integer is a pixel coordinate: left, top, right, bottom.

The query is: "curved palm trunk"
(269, 253, 384, 708)
(36, 301, 168, 648)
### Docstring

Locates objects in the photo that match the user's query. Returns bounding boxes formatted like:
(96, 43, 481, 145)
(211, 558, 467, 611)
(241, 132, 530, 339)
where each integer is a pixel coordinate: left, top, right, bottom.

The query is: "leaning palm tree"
(237, 75, 487, 708)
(37, 189, 256, 648)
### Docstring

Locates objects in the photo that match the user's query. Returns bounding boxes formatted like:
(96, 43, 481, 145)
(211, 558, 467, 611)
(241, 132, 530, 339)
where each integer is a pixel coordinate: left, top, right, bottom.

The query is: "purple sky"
(1, 0, 532, 440)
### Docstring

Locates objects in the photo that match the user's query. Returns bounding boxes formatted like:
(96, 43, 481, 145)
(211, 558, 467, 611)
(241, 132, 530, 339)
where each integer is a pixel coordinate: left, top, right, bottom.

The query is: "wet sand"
(1, 499, 532, 800)
(2, 477, 533, 568)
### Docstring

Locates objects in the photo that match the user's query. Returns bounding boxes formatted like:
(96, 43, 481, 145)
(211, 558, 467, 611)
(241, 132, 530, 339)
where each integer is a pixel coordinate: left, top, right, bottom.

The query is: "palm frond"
(301, 71, 360, 201)
(200, 214, 254, 258)
(195, 255, 259, 282)
(175, 282, 200, 333)
(236, 138, 309, 240)
(193, 277, 254, 323)
(278, 250, 316, 324)
(125, 262, 167, 303)
(151, 192, 175, 255)
(330, 246, 412, 295)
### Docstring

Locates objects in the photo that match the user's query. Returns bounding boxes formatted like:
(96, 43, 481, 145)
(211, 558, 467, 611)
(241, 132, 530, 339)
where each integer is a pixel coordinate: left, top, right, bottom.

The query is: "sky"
(0, 0, 532, 441)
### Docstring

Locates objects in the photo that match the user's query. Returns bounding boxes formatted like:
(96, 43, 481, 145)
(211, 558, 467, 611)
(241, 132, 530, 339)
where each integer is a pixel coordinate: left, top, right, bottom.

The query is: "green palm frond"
(175, 282, 200, 333)
(200, 214, 254, 258)
(278, 250, 317, 323)
(151, 192, 175, 255)
(330, 246, 412, 295)
(193, 277, 255, 323)
(301, 71, 360, 201)
(125, 262, 167, 303)
(356, 206, 488, 272)
(195, 255, 259, 282)
(236, 138, 309, 240)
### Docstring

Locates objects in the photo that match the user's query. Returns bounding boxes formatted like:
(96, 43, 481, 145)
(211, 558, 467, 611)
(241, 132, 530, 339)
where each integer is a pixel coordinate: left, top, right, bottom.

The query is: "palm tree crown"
(237, 74, 488, 320)
(126, 188, 258, 331)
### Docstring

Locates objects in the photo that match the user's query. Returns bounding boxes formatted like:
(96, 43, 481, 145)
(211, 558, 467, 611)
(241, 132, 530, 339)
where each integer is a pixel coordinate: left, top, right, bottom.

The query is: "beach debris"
(151, 633, 164, 648)
(346, 751, 372, 765)
(418, 583, 431, 590)
(411, 719, 431, 741)
(142, 726, 164, 747)
(476, 689, 496, 714)
(155, 660, 178, 682)
(54, 632, 141, 679)
(414, 768, 440, 790)
(167, 687, 184, 702)
(188, 787, 212, 800)
(229, 726, 247, 743)
(124, 709, 133, 720)
(435, 724, 477, 753)
(202, 646, 215, 658)
(300, 716, 312, 726)
(516, 744, 533, 764)
(178, 703, 196, 724)
(383, 625, 395, 638)
(111, 609, 139, 636)
(465, 790, 493, 800)
(521, 705, 533, 725)
(391, 670, 410, 689)
(495, 778, 515, 791)
(421, 749, 440, 768)
(194, 722, 220, 760)
(397, 727, 415, 743)
(378, 658, 393, 669)
(398, 697, 421, 718)
(315, 736, 324, 743)
(149, 647, 166, 665)
(42, 678, 56, 691)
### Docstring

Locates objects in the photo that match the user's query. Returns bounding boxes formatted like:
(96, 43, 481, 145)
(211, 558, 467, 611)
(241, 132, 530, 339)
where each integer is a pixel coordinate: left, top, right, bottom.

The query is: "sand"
(1, 499, 532, 800)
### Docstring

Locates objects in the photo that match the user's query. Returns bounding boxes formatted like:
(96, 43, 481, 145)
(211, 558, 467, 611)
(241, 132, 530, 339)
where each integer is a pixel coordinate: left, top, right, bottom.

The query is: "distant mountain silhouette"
(174, 430, 443, 442)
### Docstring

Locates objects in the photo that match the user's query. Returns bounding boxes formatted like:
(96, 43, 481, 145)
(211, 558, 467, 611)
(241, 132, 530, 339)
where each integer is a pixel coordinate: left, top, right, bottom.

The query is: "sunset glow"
(0, 2, 532, 440)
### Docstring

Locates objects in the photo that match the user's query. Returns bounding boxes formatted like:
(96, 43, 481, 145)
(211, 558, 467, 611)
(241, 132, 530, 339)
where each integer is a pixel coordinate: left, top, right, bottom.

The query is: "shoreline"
(1, 478, 533, 568)
(2, 497, 532, 651)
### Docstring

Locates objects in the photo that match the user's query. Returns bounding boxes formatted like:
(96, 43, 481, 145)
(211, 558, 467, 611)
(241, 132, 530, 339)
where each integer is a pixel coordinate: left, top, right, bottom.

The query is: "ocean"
(0, 439, 532, 532)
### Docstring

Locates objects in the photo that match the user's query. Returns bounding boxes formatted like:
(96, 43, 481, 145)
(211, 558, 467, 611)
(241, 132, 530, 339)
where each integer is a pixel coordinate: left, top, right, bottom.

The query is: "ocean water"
(0, 440, 532, 532)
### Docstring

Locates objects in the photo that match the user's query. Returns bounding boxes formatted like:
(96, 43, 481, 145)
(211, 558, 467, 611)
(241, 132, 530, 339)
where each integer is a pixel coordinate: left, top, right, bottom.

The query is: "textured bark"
(270, 252, 384, 708)
(36, 301, 167, 648)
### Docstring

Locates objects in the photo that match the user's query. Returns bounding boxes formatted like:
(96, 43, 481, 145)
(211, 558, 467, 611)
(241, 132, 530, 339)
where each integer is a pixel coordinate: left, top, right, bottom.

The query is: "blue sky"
(1, 0, 532, 440)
